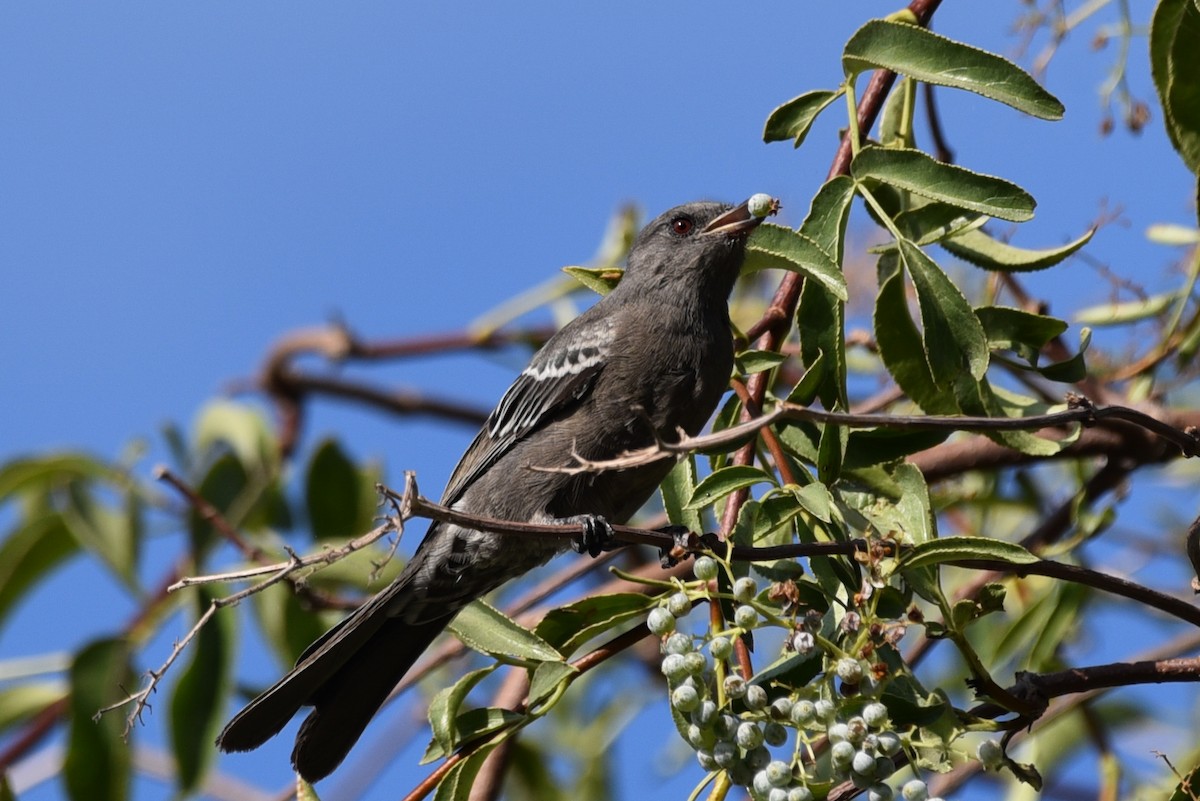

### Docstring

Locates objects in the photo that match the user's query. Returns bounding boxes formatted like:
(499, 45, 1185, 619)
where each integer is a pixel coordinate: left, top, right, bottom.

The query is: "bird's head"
(623, 198, 774, 299)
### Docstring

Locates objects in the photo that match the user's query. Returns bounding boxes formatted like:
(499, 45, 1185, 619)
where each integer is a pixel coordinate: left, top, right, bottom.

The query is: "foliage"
(4, 3, 1200, 801)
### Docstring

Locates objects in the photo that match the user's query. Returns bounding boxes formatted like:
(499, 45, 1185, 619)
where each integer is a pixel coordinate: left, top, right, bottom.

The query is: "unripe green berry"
(667, 592, 692, 617)
(672, 684, 700, 712)
(745, 684, 768, 710)
(735, 604, 759, 629)
(788, 787, 814, 801)
(768, 789, 788, 801)
(877, 731, 902, 756)
(713, 740, 738, 768)
(851, 750, 877, 777)
(664, 632, 692, 655)
(830, 741, 856, 766)
(814, 699, 837, 720)
(747, 193, 777, 219)
(765, 760, 792, 787)
(901, 780, 929, 801)
(709, 636, 733, 661)
(862, 702, 889, 728)
(648, 607, 675, 635)
(660, 653, 687, 680)
(736, 721, 764, 749)
(683, 651, 708, 676)
(835, 658, 863, 683)
(827, 722, 850, 743)
(978, 738, 1003, 768)
(733, 576, 758, 601)
(693, 555, 719, 581)
(790, 699, 816, 725)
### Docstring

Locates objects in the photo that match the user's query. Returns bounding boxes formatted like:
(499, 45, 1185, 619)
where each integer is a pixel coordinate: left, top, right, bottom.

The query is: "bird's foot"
(656, 525, 701, 567)
(568, 514, 617, 558)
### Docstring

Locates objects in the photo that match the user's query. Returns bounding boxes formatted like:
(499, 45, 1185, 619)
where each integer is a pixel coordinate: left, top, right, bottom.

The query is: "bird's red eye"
(671, 217, 694, 235)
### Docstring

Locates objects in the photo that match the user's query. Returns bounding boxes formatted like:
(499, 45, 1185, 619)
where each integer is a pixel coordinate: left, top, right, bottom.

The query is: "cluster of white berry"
(647, 555, 951, 801)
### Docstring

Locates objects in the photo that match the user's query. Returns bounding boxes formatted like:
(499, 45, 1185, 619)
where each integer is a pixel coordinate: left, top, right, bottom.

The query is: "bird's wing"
(442, 315, 613, 505)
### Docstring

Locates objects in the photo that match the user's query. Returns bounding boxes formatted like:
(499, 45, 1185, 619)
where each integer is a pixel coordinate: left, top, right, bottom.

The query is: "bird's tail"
(216, 579, 454, 782)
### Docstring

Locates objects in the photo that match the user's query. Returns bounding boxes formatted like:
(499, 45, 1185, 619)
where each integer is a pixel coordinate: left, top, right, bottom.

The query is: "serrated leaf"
(528, 660, 578, 708)
(561, 265, 622, 296)
(898, 238, 991, 385)
(660, 457, 702, 534)
(975, 306, 1068, 353)
(745, 224, 848, 300)
(449, 601, 562, 663)
(736, 349, 787, 375)
(895, 202, 986, 246)
(169, 586, 235, 793)
(433, 741, 500, 801)
(874, 257, 953, 413)
(686, 465, 777, 510)
(903, 535, 1038, 570)
(842, 19, 1064, 119)
(534, 593, 657, 655)
(763, 89, 844, 147)
(801, 176, 856, 263)
(942, 225, 1094, 272)
(429, 666, 496, 757)
(64, 638, 134, 801)
(422, 709, 519, 764)
(854, 146, 1035, 223)
(786, 352, 826, 406)
(0, 513, 79, 635)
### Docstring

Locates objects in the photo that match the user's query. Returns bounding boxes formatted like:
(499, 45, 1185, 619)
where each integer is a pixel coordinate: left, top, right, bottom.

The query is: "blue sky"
(2, 3, 1197, 801)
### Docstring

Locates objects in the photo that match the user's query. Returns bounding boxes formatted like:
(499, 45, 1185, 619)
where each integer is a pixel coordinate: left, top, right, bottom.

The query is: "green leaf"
(562, 265, 622, 296)
(188, 452, 248, 558)
(895, 202, 986, 246)
(306, 439, 377, 541)
(660, 457, 702, 534)
(800, 175, 856, 263)
(898, 238, 991, 385)
(745, 224, 848, 300)
(448, 601, 562, 663)
(429, 666, 497, 757)
(527, 660, 578, 708)
(842, 19, 1064, 119)
(194, 399, 277, 476)
(816, 419, 847, 484)
(1075, 292, 1180, 326)
(763, 89, 844, 147)
(786, 352, 826, 406)
(433, 742, 500, 801)
(64, 638, 134, 801)
(843, 428, 949, 468)
(1151, 0, 1200, 174)
(736, 349, 787, 375)
(63, 481, 139, 588)
(0, 513, 79, 635)
(942, 225, 1095, 272)
(686, 465, 778, 510)
(0, 681, 67, 732)
(853, 146, 1036, 223)
(0, 453, 120, 500)
(535, 593, 657, 655)
(873, 256, 952, 413)
(253, 582, 339, 666)
(975, 306, 1068, 353)
(169, 587, 236, 794)
(903, 536, 1039, 570)
(422, 709, 520, 763)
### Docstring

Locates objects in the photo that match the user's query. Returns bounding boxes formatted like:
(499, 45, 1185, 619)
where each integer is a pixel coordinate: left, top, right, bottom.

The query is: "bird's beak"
(702, 198, 774, 238)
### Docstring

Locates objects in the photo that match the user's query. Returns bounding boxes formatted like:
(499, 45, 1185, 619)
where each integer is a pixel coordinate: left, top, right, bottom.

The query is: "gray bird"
(216, 197, 768, 782)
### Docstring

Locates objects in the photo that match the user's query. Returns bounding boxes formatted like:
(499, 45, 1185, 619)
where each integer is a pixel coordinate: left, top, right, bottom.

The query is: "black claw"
(570, 514, 616, 557)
